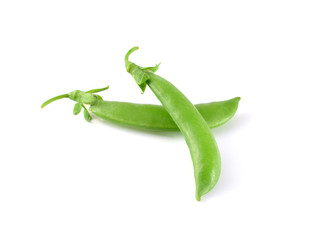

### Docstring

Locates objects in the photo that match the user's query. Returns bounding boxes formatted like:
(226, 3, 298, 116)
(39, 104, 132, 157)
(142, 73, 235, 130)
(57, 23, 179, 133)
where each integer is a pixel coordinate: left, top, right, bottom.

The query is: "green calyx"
(125, 46, 160, 93)
(41, 85, 109, 122)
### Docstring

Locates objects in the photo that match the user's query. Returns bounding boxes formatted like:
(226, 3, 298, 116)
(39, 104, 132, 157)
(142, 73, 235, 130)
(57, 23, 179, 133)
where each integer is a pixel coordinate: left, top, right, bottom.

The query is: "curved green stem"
(125, 47, 160, 92)
(41, 94, 69, 108)
(125, 46, 139, 70)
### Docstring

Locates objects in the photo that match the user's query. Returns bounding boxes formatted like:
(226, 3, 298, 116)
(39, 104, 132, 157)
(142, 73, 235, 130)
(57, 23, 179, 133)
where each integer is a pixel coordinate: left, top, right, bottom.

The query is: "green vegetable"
(125, 47, 221, 200)
(90, 97, 240, 131)
(41, 89, 240, 131)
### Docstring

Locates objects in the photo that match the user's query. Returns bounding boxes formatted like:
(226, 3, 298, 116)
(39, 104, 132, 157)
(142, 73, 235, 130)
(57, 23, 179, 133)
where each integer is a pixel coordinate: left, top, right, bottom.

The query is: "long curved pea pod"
(125, 47, 222, 200)
(90, 97, 240, 131)
(41, 88, 240, 131)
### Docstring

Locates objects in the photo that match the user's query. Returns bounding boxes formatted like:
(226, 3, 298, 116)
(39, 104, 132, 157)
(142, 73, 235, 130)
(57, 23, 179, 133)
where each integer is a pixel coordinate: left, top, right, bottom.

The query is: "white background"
(0, 0, 320, 239)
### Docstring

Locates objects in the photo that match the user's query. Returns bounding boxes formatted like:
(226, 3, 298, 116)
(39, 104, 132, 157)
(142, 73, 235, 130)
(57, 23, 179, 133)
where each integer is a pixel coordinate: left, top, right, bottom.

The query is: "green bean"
(41, 88, 240, 131)
(125, 47, 222, 200)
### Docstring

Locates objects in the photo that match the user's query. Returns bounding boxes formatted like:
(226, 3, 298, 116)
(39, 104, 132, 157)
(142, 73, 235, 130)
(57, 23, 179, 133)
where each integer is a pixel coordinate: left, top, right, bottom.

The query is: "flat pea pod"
(90, 97, 240, 131)
(41, 88, 240, 131)
(125, 47, 222, 200)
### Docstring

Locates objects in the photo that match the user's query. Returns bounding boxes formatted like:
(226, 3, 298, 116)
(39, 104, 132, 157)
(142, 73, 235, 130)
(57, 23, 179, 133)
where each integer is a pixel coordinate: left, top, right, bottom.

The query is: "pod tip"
(195, 194, 201, 201)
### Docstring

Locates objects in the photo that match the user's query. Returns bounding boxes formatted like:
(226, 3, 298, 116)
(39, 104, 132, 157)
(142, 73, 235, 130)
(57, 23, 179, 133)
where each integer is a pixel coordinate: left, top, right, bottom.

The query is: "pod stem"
(125, 46, 139, 68)
(41, 93, 69, 109)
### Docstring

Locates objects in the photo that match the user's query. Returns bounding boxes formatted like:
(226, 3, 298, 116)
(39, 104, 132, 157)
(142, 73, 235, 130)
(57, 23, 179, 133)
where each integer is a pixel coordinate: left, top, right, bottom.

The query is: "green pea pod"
(89, 98, 240, 131)
(125, 47, 222, 200)
(41, 87, 240, 131)
(41, 88, 240, 131)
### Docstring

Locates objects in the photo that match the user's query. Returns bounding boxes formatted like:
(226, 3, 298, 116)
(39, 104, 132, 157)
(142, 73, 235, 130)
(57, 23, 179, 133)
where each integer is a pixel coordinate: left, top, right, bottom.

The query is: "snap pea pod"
(41, 88, 240, 131)
(125, 47, 222, 200)
(90, 97, 240, 131)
